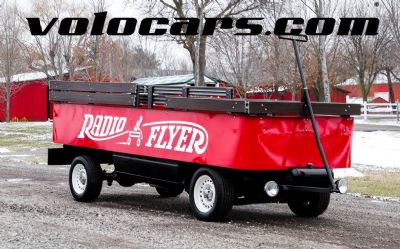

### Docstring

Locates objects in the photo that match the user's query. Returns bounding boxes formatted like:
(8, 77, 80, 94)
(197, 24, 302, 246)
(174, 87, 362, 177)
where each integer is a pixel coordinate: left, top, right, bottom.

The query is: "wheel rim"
(194, 175, 216, 213)
(72, 163, 87, 195)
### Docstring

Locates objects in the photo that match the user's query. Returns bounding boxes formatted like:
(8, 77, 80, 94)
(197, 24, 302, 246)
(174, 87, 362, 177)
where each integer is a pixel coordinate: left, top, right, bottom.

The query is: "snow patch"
(352, 131, 400, 169)
(354, 119, 400, 127)
(347, 192, 400, 203)
(0, 148, 10, 153)
(7, 178, 31, 183)
(333, 168, 364, 178)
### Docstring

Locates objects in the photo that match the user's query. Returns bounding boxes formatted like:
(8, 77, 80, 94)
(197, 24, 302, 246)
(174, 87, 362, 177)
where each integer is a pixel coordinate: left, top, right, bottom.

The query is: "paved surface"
(354, 123, 400, 131)
(0, 153, 399, 249)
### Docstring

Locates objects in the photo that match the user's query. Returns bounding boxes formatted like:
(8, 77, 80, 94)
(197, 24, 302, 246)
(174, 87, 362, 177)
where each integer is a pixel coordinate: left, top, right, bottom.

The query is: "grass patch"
(0, 122, 61, 164)
(349, 171, 400, 198)
(0, 122, 58, 151)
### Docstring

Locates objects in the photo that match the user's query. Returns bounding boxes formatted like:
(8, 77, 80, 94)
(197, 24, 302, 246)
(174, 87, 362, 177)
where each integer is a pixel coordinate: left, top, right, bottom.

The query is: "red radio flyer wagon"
(48, 38, 361, 221)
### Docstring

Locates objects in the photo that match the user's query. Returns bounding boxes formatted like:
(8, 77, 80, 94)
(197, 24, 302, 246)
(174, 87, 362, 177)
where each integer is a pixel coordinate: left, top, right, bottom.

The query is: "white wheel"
(71, 163, 87, 195)
(193, 175, 216, 213)
(69, 156, 103, 202)
(189, 168, 234, 221)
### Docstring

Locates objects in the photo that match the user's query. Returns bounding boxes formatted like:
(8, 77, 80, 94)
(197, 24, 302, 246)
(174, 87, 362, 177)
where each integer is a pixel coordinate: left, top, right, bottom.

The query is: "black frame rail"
(49, 81, 361, 116)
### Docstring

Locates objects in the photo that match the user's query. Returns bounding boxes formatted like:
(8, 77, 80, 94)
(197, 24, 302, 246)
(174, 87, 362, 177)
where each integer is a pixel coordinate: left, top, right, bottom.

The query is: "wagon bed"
(48, 81, 361, 221)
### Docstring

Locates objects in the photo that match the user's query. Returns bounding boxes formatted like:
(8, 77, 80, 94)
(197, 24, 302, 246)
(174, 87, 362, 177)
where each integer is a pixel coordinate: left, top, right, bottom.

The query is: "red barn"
(337, 74, 400, 102)
(0, 68, 91, 122)
(0, 72, 50, 122)
(246, 86, 349, 103)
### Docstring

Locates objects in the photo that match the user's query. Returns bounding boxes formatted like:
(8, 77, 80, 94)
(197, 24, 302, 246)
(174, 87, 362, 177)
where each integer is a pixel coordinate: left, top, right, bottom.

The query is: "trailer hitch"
(280, 34, 337, 192)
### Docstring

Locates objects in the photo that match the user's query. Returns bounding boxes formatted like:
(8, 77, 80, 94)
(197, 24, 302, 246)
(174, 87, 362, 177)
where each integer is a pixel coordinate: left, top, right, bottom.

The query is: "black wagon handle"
(279, 34, 337, 191)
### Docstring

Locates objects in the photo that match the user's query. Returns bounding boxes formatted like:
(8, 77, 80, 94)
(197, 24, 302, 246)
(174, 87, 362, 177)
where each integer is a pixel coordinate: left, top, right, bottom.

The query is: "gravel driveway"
(0, 153, 399, 249)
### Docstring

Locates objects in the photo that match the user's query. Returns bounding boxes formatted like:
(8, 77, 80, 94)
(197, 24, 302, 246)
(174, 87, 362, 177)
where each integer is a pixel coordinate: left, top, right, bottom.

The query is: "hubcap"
(194, 175, 216, 213)
(72, 164, 87, 195)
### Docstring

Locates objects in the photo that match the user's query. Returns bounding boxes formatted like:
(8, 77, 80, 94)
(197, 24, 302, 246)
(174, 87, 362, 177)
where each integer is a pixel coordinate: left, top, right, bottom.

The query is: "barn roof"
(132, 74, 219, 86)
(0, 70, 66, 83)
(0, 67, 90, 83)
(337, 73, 400, 86)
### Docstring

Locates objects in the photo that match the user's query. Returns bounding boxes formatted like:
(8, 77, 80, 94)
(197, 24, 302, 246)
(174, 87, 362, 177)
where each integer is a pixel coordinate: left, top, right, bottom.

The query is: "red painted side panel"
(53, 103, 354, 171)
(0, 81, 48, 121)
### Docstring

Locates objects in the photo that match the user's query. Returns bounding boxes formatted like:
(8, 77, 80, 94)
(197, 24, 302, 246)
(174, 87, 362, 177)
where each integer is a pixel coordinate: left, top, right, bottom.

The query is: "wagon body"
(48, 81, 361, 221)
(53, 103, 354, 171)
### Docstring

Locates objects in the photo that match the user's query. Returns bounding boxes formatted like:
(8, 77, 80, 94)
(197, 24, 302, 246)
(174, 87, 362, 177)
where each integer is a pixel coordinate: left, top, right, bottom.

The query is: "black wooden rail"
(49, 81, 361, 116)
(49, 81, 138, 106)
(49, 81, 234, 107)
(165, 97, 361, 116)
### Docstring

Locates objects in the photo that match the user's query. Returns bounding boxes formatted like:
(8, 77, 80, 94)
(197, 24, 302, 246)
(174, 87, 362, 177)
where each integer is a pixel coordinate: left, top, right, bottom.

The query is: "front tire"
(287, 192, 330, 217)
(69, 156, 103, 202)
(189, 168, 234, 221)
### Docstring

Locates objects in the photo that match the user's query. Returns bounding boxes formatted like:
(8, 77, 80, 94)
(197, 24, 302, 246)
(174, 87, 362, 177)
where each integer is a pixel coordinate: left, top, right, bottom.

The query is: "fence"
(361, 101, 400, 121)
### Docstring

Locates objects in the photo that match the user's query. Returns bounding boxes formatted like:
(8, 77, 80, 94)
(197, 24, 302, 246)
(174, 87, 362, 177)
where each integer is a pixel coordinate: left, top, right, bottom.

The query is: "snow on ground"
(0, 148, 10, 153)
(354, 118, 400, 126)
(352, 131, 400, 169)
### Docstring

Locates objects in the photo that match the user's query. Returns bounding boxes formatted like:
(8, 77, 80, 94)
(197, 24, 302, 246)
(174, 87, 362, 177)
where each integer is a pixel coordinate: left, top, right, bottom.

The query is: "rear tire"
(189, 168, 234, 221)
(287, 192, 330, 217)
(69, 156, 103, 202)
(155, 186, 184, 198)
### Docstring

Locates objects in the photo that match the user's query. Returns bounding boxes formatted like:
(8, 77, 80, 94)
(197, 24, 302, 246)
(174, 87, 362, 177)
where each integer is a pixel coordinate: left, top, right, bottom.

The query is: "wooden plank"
(49, 81, 137, 93)
(166, 97, 246, 113)
(49, 91, 136, 106)
(166, 97, 361, 116)
(248, 101, 361, 116)
(188, 87, 233, 98)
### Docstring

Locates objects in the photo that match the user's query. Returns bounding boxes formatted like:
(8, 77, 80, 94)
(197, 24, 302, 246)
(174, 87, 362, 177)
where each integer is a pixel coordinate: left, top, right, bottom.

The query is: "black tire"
(189, 168, 234, 221)
(287, 192, 330, 217)
(155, 185, 184, 198)
(69, 155, 103, 202)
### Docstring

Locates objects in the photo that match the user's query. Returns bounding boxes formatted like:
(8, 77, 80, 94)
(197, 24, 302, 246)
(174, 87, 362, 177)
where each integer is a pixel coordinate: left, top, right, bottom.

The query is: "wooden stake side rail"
(49, 81, 138, 106)
(49, 81, 361, 116)
(165, 97, 361, 116)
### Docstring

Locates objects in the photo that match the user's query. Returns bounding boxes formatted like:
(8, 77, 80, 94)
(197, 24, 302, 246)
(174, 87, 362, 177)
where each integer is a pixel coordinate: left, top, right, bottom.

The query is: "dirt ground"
(0, 149, 399, 249)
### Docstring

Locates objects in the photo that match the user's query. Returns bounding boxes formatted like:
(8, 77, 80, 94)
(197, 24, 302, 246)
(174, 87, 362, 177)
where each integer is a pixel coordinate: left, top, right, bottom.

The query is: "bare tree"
(86, 0, 107, 81)
(0, 1, 24, 122)
(208, 34, 267, 88)
(260, 0, 299, 99)
(22, 0, 67, 79)
(298, 0, 341, 102)
(342, 1, 390, 102)
(134, 0, 262, 86)
(382, 0, 400, 103)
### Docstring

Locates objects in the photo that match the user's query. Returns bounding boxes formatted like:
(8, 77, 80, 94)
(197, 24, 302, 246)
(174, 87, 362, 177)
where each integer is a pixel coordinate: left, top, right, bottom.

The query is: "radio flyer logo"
(77, 114, 208, 155)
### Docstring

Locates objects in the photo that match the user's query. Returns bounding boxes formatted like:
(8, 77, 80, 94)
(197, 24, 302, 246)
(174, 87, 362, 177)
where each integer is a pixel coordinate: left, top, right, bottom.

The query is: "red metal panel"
(53, 103, 353, 171)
